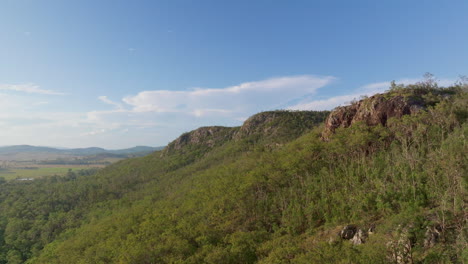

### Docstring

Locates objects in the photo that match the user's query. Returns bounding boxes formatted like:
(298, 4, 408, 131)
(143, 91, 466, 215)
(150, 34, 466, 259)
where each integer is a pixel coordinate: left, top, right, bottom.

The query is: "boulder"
(387, 227, 413, 264)
(339, 225, 358, 240)
(423, 224, 442, 248)
(339, 225, 369, 245)
(350, 229, 368, 245)
(322, 94, 424, 140)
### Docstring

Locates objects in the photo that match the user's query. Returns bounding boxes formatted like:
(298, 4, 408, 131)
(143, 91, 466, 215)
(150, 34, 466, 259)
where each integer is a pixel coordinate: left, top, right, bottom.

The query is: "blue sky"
(1, 0, 467, 148)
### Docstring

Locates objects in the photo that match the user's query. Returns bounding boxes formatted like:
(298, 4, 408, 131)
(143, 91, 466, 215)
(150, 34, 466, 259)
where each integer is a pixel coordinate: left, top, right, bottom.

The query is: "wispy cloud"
(33, 101, 49, 106)
(288, 77, 458, 111)
(88, 75, 335, 135)
(289, 94, 361, 111)
(98, 96, 123, 109)
(80, 129, 107, 137)
(122, 75, 335, 115)
(81, 75, 336, 145)
(0, 83, 64, 95)
(2, 75, 457, 148)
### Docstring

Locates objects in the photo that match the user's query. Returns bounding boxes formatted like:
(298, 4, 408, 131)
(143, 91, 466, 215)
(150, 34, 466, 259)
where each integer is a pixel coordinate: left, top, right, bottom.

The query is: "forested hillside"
(0, 81, 466, 263)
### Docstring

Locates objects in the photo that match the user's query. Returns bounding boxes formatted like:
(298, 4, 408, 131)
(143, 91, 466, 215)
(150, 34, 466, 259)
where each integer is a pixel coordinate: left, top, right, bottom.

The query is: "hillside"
(0, 82, 466, 263)
(162, 111, 329, 156)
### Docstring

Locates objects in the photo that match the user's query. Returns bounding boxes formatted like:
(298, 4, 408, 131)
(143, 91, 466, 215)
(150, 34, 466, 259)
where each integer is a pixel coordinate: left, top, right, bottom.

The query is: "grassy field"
(0, 167, 91, 181)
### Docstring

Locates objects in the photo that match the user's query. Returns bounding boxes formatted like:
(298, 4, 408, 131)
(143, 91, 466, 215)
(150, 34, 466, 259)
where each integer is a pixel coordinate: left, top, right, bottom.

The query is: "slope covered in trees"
(0, 81, 466, 263)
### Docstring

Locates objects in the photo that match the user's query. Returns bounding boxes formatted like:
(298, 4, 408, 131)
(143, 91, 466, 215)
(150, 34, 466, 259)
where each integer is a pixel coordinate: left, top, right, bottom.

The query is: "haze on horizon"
(1, 0, 467, 149)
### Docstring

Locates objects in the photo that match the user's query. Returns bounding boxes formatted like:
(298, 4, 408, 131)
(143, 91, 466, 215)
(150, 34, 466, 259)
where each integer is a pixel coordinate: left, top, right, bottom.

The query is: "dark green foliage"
(0, 84, 466, 263)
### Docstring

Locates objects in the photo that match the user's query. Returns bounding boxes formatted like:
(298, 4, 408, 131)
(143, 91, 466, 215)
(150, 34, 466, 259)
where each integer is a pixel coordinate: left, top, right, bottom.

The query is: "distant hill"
(0, 145, 164, 161)
(0, 145, 62, 154)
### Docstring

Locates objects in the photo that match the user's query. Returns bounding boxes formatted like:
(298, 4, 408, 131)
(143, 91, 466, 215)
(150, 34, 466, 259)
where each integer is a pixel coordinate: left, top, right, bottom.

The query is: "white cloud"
(361, 78, 456, 92)
(78, 75, 335, 146)
(122, 75, 335, 115)
(360, 81, 393, 92)
(1, 75, 457, 148)
(191, 108, 232, 117)
(434, 79, 456, 87)
(33, 101, 49, 106)
(235, 117, 248, 122)
(0, 83, 64, 95)
(98, 96, 123, 109)
(288, 77, 458, 111)
(289, 94, 361, 111)
(81, 129, 107, 137)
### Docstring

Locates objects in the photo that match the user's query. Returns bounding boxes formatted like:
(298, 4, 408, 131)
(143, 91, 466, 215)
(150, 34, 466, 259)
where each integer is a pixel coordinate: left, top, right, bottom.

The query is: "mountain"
(0, 145, 63, 154)
(0, 82, 466, 264)
(162, 110, 329, 156)
(0, 145, 164, 161)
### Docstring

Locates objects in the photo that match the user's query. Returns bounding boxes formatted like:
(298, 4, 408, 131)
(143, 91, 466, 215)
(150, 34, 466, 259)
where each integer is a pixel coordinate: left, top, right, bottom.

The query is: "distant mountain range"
(0, 145, 164, 161)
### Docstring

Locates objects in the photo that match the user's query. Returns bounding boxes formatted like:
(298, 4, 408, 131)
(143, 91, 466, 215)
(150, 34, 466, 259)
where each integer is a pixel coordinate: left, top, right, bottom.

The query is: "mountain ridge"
(162, 110, 330, 156)
(0, 82, 466, 264)
(0, 145, 163, 156)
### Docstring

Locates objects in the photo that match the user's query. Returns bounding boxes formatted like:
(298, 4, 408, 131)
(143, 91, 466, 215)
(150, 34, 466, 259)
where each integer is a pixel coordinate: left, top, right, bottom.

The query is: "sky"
(1, 0, 467, 148)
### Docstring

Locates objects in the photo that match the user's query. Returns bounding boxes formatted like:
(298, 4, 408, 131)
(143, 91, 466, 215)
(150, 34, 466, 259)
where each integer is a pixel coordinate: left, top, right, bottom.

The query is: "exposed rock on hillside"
(162, 126, 237, 155)
(350, 229, 368, 245)
(322, 94, 425, 139)
(234, 110, 329, 141)
(339, 224, 358, 240)
(387, 227, 414, 264)
(339, 225, 369, 245)
(234, 111, 283, 139)
(423, 224, 443, 248)
(162, 110, 329, 156)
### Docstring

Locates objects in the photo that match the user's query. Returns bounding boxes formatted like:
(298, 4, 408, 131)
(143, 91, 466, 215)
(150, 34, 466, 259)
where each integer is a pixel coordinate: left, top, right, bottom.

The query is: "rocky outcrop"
(339, 225, 370, 245)
(162, 110, 328, 156)
(234, 110, 329, 140)
(322, 94, 425, 139)
(387, 227, 414, 264)
(423, 224, 443, 248)
(162, 126, 237, 155)
(340, 225, 358, 240)
(234, 112, 282, 140)
(350, 229, 368, 245)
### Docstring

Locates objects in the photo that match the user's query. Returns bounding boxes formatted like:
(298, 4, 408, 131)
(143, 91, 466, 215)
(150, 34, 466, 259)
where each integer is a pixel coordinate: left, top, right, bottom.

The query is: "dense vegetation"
(0, 81, 466, 263)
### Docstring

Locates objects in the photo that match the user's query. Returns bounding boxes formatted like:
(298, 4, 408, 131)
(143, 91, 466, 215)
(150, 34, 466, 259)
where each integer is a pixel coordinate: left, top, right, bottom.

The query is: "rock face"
(162, 110, 329, 156)
(340, 225, 358, 240)
(235, 110, 329, 140)
(234, 112, 282, 140)
(423, 224, 442, 248)
(350, 229, 368, 245)
(387, 227, 414, 264)
(339, 225, 369, 245)
(322, 94, 425, 139)
(162, 126, 237, 155)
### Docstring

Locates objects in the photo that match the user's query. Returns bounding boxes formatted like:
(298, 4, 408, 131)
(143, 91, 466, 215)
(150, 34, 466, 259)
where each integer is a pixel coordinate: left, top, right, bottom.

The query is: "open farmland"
(0, 166, 95, 181)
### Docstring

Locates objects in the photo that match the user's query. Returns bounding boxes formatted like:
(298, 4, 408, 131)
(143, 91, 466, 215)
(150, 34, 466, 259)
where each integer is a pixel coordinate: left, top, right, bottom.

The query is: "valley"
(0, 145, 162, 181)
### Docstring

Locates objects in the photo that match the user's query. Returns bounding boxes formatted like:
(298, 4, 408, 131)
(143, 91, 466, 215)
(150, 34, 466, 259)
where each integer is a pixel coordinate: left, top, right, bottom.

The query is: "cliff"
(162, 126, 237, 155)
(322, 86, 453, 140)
(162, 110, 329, 156)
